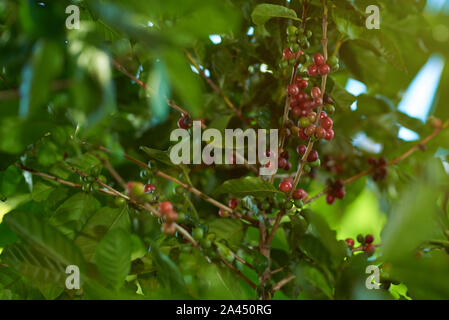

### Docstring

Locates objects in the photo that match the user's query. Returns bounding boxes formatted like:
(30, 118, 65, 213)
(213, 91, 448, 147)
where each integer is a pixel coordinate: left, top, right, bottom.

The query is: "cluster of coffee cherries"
(80, 166, 107, 193)
(279, 25, 312, 69)
(322, 154, 345, 174)
(368, 157, 388, 182)
(325, 179, 346, 205)
(346, 234, 376, 256)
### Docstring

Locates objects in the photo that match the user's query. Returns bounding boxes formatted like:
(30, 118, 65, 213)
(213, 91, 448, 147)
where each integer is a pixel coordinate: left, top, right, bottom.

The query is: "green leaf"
(50, 193, 100, 238)
(4, 211, 86, 272)
(140, 146, 174, 167)
(214, 177, 280, 197)
(251, 4, 300, 26)
(208, 219, 244, 245)
(95, 229, 131, 289)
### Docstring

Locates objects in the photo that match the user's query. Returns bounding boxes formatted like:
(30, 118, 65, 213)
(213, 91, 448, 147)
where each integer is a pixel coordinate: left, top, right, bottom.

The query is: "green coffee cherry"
(328, 56, 339, 67)
(294, 199, 304, 208)
(305, 30, 313, 39)
(98, 175, 107, 184)
(309, 159, 321, 168)
(324, 104, 335, 115)
(200, 238, 212, 249)
(192, 227, 204, 240)
(114, 197, 126, 207)
(287, 25, 298, 36)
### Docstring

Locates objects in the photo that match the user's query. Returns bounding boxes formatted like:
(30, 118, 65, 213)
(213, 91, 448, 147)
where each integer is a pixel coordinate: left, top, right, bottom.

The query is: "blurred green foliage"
(0, 0, 449, 300)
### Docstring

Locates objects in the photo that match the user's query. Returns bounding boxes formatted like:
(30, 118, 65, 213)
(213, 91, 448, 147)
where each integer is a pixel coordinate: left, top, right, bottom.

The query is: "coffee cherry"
(278, 157, 288, 170)
(304, 124, 316, 137)
(287, 84, 300, 96)
(320, 117, 333, 130)
(324, 129, 334, 141)
(324, 93, 334, 105)
(365, 234, 374, 244)
(311, 87, 321, 99)
(114, 197, 126, 207)
(280, 149, 290, 160)
(293, 188, 308, 200)
(298, 128, 308, 140)
(307, 65, 318, 76)
(315, 127, 326, 140)
(291, 106, 302, 119)
(307, 112, 317, 123)
(345, 238, 355, 247)
(144, 184, 156, 193)
(428, 116, 442, 129)
(364, 244, 376, 256)
(320, 112, 327, 119)
(335, 188, 346, 199)
(219, 208, 230, 218)
(368, 157, 377, 166)
(328, 56, 339, 68)
(279, 180, 293, 193)
(159, 201, 173, 213)
(284, 161, 292, 171)
(314, 97, 323, 106)
(165, 210, 178, 223)
(296, 144, 307, 155)
(287, 25, 298, 36)
(307, 150, 319, 162)
(162, 223, 176, 235)
(305, 30, 312, 38)
(318, 64, 331, 75)
(297, 79, 308, 90)
(228, 198, 238, 209)
(283, 48, 295, 60)
(130, 182, 145, 197)
(357, 234, 365, 243)
(378, 157, 387, 166)
(324, 104, 335, 115)
(193, 227, 204, 240)
(178, 116, 191, 129)
(297, 91, 308, 101)
(326, 194, 335, 205)
(313, 53, 325, 66)
(299, 116, 310, 128)
(334, 179, 345, 190)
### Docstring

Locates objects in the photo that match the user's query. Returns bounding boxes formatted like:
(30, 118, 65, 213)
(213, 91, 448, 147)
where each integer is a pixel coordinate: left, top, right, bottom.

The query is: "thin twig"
(221, 258, 257, 290)
(272, 274, 296, 292)
(185, 52, 251, 126)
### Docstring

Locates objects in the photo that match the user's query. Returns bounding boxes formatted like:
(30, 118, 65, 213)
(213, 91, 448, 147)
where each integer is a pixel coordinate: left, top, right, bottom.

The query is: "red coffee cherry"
(278, 157, 288, 170)
(297, 79, 309, 90)
(279, 180, 293, 193)
(345, 238, 355, 247)
(321, 117, 333, 130)
(313, 53, 325, 66)
(177, 116, 191, 129)
(364, 244, 376, 256)
(320, 112, 327, 119)
(298, 128, 308, 140)
(297, 91, 308, 101)
(284, 161, 292, 171)
(162, 222, 176, 235)
(315, 127, 326, 140)
(314, 97, 323, 106)
(159, 201, 173, 213)
(307, 150, 319, 162)
(304, 124, 316, 137)
(318, 64, 331, 75)
(291, 106, 303, 119)
(287, 84, 300, 96)
(296, 144, 307, 155)
(283, 48, 295, 60)
(325, 129, 334, 141)
(228, 198, 238, 209)
(326, 193, 335, 205)
(307, 112, 317, 123)
(307, 65, 318, 76)
(365, 234, 374, 244)
(293, 188, 308, 200)
(144, 184, 156, 193)
(165, 210, 178, 223)
(219, 208, 230, 218)
(335, 188, 346, 199)
(311, 87, 321, 99)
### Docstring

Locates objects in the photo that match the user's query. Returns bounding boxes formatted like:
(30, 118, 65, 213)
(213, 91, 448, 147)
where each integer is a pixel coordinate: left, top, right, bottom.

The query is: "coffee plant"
(1, 0, 449, 300)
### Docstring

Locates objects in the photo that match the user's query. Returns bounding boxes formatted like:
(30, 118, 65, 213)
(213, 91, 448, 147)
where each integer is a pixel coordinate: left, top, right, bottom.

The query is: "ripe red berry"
(326, 194, 335, 205)
(279, 180, 293, 193)
(296, 144, 307, 155)
(287, 84, 299, 96)
(318, 64, 331, 75)
(325, 129, 334, 141)
(159, 201, 173, 213)
(165, 210, 178, 223)
(311, 87, 321, 99)
(298, 128, 308, 140)
(307, 65, 318, 76)
(365, 234, 374, 244)
(365, 244, 376, 256)
(335, 188, 346, 199)
(297, 79, 309, 90)
(345, 238, 355, 247)
(321, 117, 333, 130)
(307, 150, 319, 162)
(297, 91, 308, 101)
(314, 97, 323, 106)
(293, 188, 308, 200)
(284, 161, 292, 171)
(285, 177, 294, 184)
(368, 157, 377, 166)
(283, 48, 295, 60)
(278, 157, 288, 169)
(228, 198, 238, 209)
(178, 116, 190, 129)
(315, 127, 326, 140)
(127, 181, 135, 192)
(144, 184, 156, 193)
(320, 112, 327, 119)
(313, 53, 325, 66)
(291, 106, 302, 119)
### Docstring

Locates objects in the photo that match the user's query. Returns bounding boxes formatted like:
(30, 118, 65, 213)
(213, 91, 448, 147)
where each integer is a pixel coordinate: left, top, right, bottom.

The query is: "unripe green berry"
(192, 227, 204, 240)
(287, 25, 298, 36)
